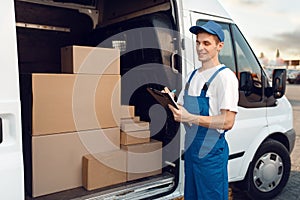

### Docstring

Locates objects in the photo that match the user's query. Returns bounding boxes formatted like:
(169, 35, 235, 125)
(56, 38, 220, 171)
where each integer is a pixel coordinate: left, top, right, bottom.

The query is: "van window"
(218, 23, 236, 72)
(232, 25, 264, 103)
(232, 25, 261, 78)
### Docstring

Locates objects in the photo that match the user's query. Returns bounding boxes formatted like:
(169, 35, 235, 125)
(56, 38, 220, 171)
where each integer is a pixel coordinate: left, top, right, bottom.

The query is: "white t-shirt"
(177, 64, 239, 116)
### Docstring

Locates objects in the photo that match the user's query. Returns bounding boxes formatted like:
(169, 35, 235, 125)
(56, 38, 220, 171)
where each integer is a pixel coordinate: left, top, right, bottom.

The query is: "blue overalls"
(183, 66, 229, 200)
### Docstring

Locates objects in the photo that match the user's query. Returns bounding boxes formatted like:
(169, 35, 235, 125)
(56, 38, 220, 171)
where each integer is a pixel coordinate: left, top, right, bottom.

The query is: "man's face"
(196, 32, 224, 63)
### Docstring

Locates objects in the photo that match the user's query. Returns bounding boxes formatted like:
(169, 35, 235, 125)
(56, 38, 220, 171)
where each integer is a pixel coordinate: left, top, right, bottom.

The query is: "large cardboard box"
(122, 140, 162, 181)
(61, 45, 120, 75)
(20, 73, 120, 135)
(82, 150, 127, 191)
(30, 128, 120, 197)
(121, 130, 150, 145)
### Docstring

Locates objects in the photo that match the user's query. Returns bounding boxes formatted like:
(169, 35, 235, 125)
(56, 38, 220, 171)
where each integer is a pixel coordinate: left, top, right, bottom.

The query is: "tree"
(276, 49, 280, 58)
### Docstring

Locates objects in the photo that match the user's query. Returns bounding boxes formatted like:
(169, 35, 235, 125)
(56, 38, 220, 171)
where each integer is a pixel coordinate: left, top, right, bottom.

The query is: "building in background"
(284, 59, 300, 69)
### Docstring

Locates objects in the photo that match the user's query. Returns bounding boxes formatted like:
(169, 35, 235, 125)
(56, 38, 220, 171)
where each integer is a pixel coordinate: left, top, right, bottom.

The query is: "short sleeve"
(217, 69, 239, 113)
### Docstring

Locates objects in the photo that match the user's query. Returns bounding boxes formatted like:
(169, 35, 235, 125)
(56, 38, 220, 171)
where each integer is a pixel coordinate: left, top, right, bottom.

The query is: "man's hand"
(168, 104, 195, 123)
(163, 87, 176, 99)
(168, 104, 236, 130)
(162, 87, 170, 93)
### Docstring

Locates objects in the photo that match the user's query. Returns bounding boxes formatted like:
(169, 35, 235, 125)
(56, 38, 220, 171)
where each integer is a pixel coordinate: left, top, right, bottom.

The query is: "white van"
(0, 0, 295, 199)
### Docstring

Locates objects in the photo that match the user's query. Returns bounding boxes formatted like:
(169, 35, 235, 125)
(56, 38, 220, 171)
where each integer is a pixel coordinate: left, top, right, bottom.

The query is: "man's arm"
(168, 104, 236, 130)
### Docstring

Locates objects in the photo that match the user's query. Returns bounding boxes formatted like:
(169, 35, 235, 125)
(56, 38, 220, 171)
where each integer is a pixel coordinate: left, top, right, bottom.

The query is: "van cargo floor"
(25, 172, 175, 200)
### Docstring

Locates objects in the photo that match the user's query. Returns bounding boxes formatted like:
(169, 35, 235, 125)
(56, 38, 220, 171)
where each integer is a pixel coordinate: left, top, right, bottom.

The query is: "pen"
(171, 89, 176, 93)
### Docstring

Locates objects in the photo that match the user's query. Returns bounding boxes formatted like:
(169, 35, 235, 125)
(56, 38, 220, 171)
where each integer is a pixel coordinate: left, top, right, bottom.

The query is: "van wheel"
(245, 139, 291, 199)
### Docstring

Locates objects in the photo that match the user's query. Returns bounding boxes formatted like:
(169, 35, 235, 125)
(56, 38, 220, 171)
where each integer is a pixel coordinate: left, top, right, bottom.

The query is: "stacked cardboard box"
(61, 45, 120, 75)
(31, 128, 120, 196)
(122, 139, 162, 181)
(120, 105, 150, 145)
(24, 73, 120, 135)
(82, 150, 127, 191)
(21, 45, 122, 197)
(82, 105, 163, 191)
(120, 105, 162, 181)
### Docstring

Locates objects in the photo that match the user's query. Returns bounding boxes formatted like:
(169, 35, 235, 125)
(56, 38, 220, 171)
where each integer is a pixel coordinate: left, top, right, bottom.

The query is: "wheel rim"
(253, 152, 283, 192)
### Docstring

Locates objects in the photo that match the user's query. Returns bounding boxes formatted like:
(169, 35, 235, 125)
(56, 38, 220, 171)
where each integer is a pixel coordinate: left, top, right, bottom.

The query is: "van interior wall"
(15, 1, 93, 73)
(90, 11, 179, 127)
(98, 0, 170, 26)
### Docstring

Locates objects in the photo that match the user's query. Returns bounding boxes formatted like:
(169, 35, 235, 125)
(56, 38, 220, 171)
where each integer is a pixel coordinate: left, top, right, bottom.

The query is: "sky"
(219, 0, 300, 61)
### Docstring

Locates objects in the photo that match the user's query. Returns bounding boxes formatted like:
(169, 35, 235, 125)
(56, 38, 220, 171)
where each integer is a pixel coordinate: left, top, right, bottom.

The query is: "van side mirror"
(272, 69, 286, 99)
(240, 71, 253, 96)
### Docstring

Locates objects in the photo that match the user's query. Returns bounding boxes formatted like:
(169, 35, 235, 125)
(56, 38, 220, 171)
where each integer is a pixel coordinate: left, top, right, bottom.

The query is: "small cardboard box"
(122, 140, 162, 181)
(61, 45, 120, 75)
(20, 73, 120, 135)
(121, 105, 135, 118)
(121, 121, 149, 132)
(30, 128, 120, 197)
(82, 150, 127, 191)
(120, 116, 140, 124)
(121, 130, 150, 145)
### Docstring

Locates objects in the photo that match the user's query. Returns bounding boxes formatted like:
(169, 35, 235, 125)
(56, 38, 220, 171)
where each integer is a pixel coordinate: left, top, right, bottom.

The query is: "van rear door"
(0, 1, 24, 199)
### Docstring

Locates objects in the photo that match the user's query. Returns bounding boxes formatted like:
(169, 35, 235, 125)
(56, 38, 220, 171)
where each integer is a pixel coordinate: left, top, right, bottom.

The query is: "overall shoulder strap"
(185, 69, 198, 91)
(202, 66, 227, 91)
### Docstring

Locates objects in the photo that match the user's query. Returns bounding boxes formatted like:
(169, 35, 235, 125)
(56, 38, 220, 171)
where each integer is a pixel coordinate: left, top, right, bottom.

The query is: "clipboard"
(147, 87, 179, 109)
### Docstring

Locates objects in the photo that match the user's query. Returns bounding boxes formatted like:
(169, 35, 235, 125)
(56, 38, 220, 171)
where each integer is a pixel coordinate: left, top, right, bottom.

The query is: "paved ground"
(231, 84, 300, 199)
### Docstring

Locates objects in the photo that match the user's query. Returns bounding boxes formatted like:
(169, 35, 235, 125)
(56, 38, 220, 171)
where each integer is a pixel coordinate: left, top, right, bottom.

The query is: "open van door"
(0, 1, 24, 199)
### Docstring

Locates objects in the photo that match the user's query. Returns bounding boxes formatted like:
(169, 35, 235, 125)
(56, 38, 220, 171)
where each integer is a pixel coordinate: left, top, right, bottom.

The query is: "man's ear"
(217, 41, 224, 51)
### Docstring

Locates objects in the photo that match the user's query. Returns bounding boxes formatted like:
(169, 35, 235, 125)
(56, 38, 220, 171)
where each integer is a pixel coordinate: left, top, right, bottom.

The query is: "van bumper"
(285, 128, 296, 153)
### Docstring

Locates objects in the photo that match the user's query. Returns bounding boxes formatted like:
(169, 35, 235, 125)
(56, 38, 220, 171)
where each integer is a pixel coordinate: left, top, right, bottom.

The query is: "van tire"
(245, 139, 291, 199)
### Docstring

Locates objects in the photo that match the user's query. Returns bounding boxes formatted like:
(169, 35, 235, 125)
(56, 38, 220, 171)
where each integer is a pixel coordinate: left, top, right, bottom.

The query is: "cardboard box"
(120, 116, 140, 124)
(121, 105, 135, 118)
(121, 121, 149, 132)
(82, 150, 127, 191)
(121, 130, 150, 145)
(122, 140, 162, 181)
(21, 73, 120, 135)
(31, 128, 120, 197)
(61, 45, 120, 75)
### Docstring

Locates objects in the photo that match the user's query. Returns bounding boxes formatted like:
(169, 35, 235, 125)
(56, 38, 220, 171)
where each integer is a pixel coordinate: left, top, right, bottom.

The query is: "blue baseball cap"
(189, 20, 224, 42)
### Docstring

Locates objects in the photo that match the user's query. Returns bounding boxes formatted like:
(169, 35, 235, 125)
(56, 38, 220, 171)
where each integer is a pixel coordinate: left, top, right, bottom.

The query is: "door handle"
(0, 118, 2, 144)
(170, 50, 179, 74)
